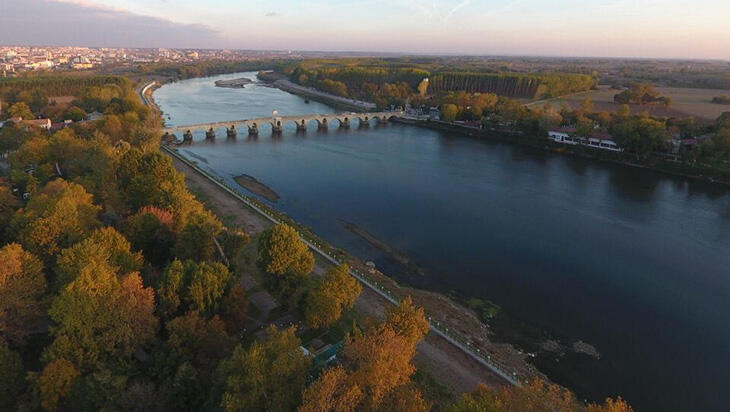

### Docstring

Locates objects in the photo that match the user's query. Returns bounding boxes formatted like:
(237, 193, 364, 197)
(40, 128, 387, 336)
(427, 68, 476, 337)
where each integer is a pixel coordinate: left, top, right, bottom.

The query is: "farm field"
(529, 86, 730, 122)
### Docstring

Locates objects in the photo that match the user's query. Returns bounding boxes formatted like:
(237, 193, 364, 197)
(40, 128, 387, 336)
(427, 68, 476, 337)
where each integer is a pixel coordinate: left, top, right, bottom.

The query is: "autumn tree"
(54, 226, 143, 290)
(447, 380, 633, 412)
(341, 297, 430, 410)
(258, 223, 314, 278)
(12, 179, 101, 261)
(45, 260, 158, 372)
(38, 358, 80, 412)
(219, 326, 312, 412)
(385, 296, 430, 347)
(344, 323, 417, 409)
(157, 259, 233, 319)
(0, 243, 46, 346)
(298, 366, 364, 412)
(379, 384, 430, 412)
(305, 264, 362, 329)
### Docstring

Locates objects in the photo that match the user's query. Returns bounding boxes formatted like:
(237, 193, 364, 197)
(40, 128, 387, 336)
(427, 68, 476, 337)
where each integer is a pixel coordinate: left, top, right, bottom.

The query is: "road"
(273, 79, 377, 111)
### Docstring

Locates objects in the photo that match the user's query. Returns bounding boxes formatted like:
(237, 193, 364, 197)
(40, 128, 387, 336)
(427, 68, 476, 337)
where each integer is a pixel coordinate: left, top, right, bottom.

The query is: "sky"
(2, 0, 730, 59)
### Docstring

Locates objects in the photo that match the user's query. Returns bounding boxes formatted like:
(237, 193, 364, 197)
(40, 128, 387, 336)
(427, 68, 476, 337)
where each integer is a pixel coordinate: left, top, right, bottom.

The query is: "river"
(155, 72, 730, 412)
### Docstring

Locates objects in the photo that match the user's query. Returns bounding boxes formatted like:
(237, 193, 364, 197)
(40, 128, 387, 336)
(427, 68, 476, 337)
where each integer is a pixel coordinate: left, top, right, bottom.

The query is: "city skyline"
(1, 0, 730, 60)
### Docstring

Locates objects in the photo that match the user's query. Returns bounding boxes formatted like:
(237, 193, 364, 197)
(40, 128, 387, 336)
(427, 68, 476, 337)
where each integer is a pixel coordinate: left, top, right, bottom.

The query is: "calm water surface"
(156, 72, 730, 412)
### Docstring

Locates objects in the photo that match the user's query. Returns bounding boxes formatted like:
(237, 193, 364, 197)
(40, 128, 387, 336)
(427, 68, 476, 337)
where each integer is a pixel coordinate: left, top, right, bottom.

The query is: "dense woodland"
(0, 69, 687, 412)
(135, 60, 293, 81)
(278, 59, 598, 108)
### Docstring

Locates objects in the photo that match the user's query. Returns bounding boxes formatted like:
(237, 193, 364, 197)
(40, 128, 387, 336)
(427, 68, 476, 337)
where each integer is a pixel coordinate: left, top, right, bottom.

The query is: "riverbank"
(162, 144, 537, 390)
(394, 117, 730, 187)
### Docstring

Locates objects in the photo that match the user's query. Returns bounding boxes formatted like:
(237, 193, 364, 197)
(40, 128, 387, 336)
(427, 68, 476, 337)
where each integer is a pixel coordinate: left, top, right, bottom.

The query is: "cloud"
(265, 12, 280, 17)
(0, 0, 221, 48)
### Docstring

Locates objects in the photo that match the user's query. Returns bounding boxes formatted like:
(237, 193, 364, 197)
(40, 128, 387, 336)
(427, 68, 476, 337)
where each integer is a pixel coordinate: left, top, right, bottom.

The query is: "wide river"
(155, 72, 730, 412)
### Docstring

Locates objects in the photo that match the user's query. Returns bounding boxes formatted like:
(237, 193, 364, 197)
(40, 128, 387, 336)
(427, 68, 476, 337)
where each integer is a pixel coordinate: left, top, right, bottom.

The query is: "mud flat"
(234, 174, 280, 202)
(215, 78, 253, 88)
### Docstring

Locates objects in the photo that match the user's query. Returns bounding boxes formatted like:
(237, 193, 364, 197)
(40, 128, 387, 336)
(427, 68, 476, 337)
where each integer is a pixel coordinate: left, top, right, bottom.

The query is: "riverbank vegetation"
(0, 70, 637, 411)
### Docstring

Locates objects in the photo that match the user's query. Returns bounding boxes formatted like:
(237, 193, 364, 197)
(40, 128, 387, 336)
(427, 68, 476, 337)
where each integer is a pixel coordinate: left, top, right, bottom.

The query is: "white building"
(548, 127, 622, 152)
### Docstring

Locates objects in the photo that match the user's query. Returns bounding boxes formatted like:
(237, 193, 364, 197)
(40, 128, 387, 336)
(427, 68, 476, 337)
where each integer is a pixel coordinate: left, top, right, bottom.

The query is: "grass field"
(529, 86, 730, 122)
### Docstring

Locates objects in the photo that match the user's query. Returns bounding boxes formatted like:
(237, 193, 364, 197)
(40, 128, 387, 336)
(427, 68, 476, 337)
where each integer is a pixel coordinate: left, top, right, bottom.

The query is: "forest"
(428, 72, 597, 99)
(277, 59, 598, 107)
(0, 71, 644, 411)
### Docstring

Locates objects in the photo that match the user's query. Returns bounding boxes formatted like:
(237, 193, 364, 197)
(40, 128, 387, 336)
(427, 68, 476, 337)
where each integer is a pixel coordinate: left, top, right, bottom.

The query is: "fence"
(163, 145, 525, 386)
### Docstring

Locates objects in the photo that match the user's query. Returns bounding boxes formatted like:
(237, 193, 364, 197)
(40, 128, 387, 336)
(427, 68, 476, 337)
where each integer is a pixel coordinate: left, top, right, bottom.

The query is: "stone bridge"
(163, 111, 404, 142)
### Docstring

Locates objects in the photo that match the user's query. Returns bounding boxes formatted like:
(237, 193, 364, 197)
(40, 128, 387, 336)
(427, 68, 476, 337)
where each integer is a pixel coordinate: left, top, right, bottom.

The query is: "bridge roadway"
(163, 111, 405, 135)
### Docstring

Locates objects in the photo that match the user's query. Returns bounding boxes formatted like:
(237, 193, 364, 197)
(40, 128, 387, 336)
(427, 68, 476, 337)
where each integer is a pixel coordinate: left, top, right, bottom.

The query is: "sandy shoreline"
(234, 174, 280, 202)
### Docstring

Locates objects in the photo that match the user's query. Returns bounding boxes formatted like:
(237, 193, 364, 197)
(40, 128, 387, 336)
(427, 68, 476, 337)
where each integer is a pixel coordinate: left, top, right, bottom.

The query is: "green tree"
(173, 209, 224, 261)
(305, 264, 362, 329)
(0, 342, 25, 411)
(221, 283, 248, 335)
(220, 326, 312, 412)
(446, 384, 502, 412)
(441, 104, 459, 122)
(63, 106, 87, 122)
(123, 206, 176, 267)
(611, 116, 667, 159)
(55, 227, 143, 290)
(0, 243, 46, 346)
(0, 186, 20, 243)
(157, 260, 233, 318)
(39, 358, 80, 412)
(12, 179, 101, 261)
(9, 102, 34, 120)
(46, 260, 158, 371)
(165, 311, 234, 390)
(258, 223, 314, 278)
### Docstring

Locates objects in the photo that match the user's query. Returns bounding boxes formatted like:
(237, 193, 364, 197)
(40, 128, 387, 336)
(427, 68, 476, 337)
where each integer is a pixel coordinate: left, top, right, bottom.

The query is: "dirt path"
(168, 150, 509, 395)
(170, 155, 271, 235)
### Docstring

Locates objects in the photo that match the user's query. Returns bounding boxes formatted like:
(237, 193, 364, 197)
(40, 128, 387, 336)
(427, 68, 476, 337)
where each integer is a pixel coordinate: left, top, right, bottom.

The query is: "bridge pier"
(296, 120, 307, 132)
(248, 123, 259, 136)
(318, 118, 328, 130)
(340, 117, 350, 129)
(227, 125, 237, 139)
(205, 127, 216, 140)
(271, 120, 283, 135)
(359, 116, 370, 127)
(182, 130, 193, 144)
(377, 116, 388, 125)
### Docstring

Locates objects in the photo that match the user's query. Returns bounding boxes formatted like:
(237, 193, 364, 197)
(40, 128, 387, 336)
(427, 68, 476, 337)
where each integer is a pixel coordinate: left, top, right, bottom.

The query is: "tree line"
(429, 72, 597, 99)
